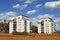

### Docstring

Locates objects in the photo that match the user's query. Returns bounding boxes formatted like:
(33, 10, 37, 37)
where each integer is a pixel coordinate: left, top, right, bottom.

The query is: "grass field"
(0, 33, 60, 40)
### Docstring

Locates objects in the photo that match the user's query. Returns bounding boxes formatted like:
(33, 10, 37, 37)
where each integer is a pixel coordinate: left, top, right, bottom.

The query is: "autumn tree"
(3, 22, 9, 32)
(0, 22, 9, 33)
(31, 25, 38, 33)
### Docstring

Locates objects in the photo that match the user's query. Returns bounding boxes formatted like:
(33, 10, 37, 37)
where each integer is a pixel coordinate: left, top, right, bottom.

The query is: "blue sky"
(0, 0, 60, 30)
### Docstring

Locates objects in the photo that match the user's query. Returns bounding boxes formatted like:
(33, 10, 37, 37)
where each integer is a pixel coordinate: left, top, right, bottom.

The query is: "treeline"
(0, 22, 9, 33)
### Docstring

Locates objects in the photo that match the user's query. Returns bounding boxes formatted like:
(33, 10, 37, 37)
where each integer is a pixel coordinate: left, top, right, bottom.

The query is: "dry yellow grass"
(0, 33, 60, 40)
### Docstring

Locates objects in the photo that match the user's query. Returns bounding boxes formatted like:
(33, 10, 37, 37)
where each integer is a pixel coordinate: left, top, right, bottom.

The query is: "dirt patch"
(0, 33, 60, 40)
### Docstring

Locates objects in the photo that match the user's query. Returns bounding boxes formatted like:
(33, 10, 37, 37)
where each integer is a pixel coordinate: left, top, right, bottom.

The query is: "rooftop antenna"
(3, 17, 6, 23)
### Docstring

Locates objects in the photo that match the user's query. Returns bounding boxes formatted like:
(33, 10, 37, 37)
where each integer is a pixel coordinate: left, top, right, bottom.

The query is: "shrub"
(12, 31, 28, 35)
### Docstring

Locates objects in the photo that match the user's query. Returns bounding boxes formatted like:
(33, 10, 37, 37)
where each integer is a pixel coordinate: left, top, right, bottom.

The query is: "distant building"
(9, 15, 31, 33)
(38, 17, 56, 34)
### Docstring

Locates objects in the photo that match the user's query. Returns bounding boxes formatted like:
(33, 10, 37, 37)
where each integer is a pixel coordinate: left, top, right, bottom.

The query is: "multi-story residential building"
(38, 17, 55, 34)
(9, 15, 31, 33)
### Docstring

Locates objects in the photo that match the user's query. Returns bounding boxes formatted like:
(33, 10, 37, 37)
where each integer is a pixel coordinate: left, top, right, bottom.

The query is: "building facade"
(9, 15, 31, 33)
(38, 18, 55, 34)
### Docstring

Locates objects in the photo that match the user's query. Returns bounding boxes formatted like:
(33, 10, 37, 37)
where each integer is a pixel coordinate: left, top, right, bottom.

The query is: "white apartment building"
(38, 17, 55, 34)
(9, 15, 31, 33)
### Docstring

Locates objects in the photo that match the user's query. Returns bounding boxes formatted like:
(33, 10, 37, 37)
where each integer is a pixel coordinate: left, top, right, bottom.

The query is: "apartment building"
(9, 15, 31, 33)
(38, 17, 55, 34)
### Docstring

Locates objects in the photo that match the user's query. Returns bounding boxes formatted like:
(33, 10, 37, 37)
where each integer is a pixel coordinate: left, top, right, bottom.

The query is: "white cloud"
(31, 18, 37, 26)
(24, 0, 37, 4)
(31, 14, 54, 24)
(37, 14, 60, 23)
(24, 0, 33, 4)
(13, 0, 37, 10)
(27, 10, 36, 14)
(31, 14, 60, 25)
(31, 14, 54, 22)
(31, 18, 37, 22)
(13, 4, 20, 9)
(0, 11, 17, 22)
(45, 1, 60, 9)
(18, 0, 23, 1)
(13, 4, 28, 10)
(54, 17, 60, 22)
(6, 11, 17, 17)
(20, 4, 28, 10)
(56, 22, 60, 30)
(13, 0, 23, 1)
(36, 4, 42, 8)
(38, 14, 54, 19)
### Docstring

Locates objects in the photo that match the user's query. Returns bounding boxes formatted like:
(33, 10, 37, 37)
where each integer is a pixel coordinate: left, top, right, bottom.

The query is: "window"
(51, 23, 53, 26)
(13, 22, 16, 23)
(46, 26, 49, 27)
(13, 21, 17, 31)
(24, 20, 27, 32)
(13, 23, 16, 30)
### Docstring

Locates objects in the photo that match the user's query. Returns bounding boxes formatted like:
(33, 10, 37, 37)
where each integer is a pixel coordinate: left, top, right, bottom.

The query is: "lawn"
(0, 33, 60, 40)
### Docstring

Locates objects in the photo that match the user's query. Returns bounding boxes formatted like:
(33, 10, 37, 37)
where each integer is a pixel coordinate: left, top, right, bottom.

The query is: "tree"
(0, 22, 4, 31)
(31, 25, 38, 33)
(0, 22, 9, 33)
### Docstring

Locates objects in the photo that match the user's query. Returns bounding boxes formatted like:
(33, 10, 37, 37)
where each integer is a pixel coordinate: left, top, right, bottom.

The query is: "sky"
(0, 0, 60, 30)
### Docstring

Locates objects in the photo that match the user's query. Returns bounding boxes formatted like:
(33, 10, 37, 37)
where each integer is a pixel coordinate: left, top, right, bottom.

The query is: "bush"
(12, 31, 28, 35)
